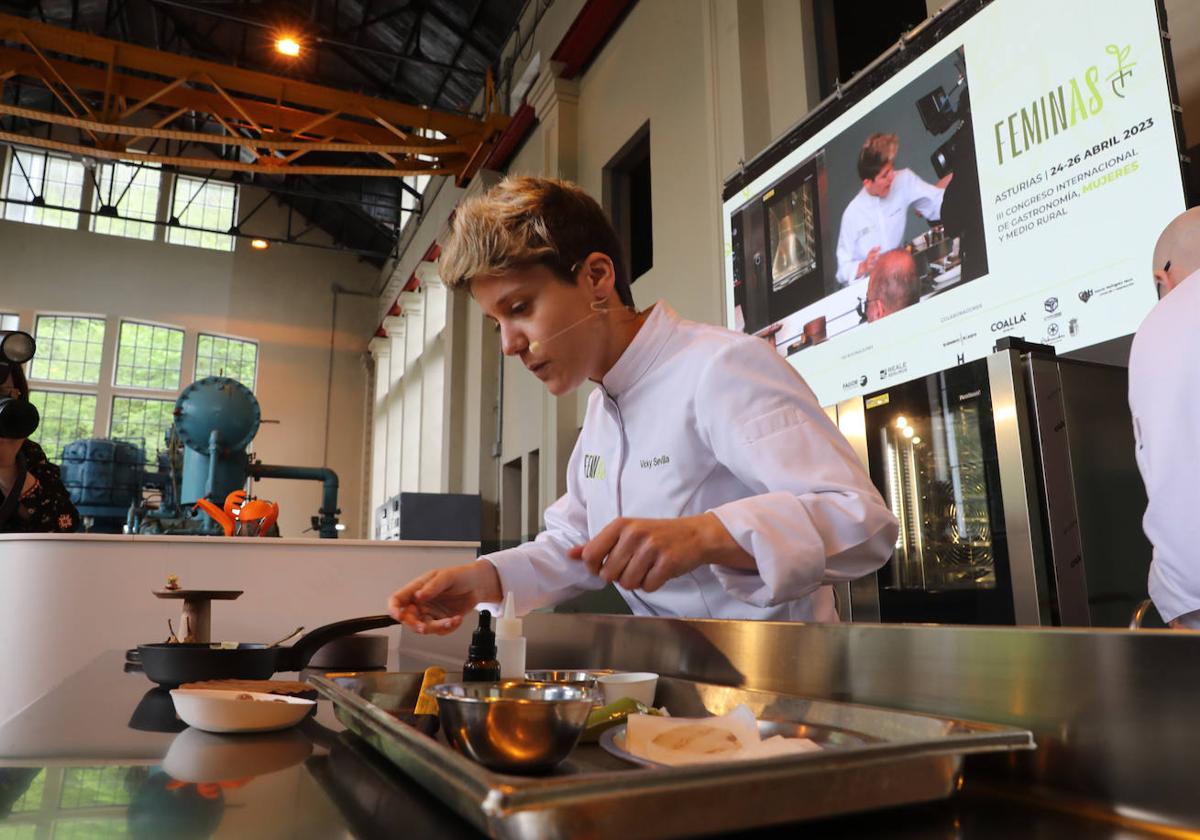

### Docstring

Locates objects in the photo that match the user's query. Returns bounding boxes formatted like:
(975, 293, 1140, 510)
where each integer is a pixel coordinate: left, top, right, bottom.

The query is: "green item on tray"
(580, 697, 666, 742)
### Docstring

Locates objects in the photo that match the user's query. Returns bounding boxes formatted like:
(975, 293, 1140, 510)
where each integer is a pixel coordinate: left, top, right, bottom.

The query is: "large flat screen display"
(722, 0, 1187, 405)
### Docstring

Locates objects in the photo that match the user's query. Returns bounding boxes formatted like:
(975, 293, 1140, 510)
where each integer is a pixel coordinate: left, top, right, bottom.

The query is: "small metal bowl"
(523, 669, 614, 688)
(430, 681, 598, 774)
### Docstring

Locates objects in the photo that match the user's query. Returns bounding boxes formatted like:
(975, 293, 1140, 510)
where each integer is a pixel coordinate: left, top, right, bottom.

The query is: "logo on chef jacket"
(1078, 289, 1094, 303)
(583, 454, 606, 480)
(639, 454, 672, 470)
(990, 313, 1027, 333)
(1044, 296, 1059, 314)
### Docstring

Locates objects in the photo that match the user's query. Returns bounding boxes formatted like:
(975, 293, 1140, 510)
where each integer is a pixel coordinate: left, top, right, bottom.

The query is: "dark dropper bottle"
(462, 610, 501, 682)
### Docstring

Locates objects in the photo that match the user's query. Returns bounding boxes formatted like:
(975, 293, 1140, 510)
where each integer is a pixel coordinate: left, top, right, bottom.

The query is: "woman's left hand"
(568, 512, 753, 592)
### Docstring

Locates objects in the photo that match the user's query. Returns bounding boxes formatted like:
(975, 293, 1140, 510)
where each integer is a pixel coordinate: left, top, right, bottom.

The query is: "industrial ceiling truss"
(0, 12, 509, 181)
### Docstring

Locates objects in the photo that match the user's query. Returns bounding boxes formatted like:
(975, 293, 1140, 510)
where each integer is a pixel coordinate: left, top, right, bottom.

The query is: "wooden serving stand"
(153, 589, 243, 643)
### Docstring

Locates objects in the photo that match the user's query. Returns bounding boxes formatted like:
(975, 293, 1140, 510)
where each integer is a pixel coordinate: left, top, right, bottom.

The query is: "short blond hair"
(857, 133, 899, 181)
(439, 176, 633, 307)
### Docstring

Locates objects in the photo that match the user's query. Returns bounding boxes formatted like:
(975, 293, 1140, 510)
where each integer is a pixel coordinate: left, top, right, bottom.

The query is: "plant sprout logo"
(1106, 44, 1136, 99)
(1078, 289, 1094, 303)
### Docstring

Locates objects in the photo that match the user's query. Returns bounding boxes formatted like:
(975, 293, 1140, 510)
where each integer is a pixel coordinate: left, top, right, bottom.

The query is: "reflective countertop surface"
(0, 651, 1164, 839)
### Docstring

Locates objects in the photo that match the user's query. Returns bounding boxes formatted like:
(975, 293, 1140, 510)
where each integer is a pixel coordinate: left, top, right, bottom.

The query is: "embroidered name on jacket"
(639, 454, 671, 469)
(583, 454, 606, 480)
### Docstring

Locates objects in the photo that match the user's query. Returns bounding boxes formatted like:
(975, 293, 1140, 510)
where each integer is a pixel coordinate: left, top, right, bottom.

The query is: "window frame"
(89, 158, 163, 242)
(166, 173, 239, 252)
(194, 331, 259, 391)
(25, 388, 99, 462)
(27, 312, 108, 387)
(1, 146, 87, 230)
(108, 393, 177, 465)
(112, 317, 186, 392)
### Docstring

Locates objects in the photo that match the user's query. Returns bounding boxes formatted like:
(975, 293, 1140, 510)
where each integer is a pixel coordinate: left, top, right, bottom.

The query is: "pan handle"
(277, 614, 398, 673)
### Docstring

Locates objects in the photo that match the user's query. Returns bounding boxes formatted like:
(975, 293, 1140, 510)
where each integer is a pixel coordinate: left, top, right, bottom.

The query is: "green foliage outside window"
(27, 391, 96, 460)
(114, 322, 183, 390)
(195, 334, 257, 389)
(29, 316, 106, 385)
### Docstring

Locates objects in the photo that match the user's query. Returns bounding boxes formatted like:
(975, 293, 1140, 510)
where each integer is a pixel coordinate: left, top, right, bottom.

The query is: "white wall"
(0, 188, 379, 538)
(369, 0, 1200, 545)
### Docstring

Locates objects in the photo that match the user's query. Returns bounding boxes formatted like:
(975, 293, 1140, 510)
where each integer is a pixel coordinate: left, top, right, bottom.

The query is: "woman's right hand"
(387, 561, 503, 635)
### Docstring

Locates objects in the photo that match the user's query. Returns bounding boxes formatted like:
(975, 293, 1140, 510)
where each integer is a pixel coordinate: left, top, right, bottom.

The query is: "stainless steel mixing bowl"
(523, 669, 614, 688)
(430, 681, 598, 774)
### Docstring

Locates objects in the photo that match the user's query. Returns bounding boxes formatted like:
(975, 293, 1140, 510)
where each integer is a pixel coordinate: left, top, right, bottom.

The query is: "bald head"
(866, 249, 920, 322)
(1152, 207, 1200, 298)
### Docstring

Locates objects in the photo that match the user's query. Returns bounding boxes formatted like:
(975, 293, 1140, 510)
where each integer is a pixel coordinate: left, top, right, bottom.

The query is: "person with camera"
(0, 331, 78, 534)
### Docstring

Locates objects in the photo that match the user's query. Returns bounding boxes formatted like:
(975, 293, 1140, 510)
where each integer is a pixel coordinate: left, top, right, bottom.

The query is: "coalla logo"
(583, 454, 606, 480)
(990, 313, 1027, 332)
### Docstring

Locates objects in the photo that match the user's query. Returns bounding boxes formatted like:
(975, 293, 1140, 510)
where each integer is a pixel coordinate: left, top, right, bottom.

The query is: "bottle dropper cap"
(468, 609, 497, 660)
(496, 591, 522, 639)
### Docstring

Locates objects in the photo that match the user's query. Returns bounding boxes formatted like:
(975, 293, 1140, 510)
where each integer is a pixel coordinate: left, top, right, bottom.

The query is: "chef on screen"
(835, 133, 952, 287)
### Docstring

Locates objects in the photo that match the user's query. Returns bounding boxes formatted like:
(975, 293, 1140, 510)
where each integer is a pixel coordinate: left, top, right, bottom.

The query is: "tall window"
(2, 148, 86, 229)
(29, 315, 106, 385)
(26, 390, 97, 460)
(195, 333, 257, 388)
(91, 160, 161, 241)
(603, 122, 654, 282)
(167, 175, 237, 252)
(110, 396, 175, 463)
(114, 321, 183, 390)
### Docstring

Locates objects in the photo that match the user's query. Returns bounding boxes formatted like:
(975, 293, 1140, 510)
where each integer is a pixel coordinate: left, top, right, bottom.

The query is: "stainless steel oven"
(834, 341, 1151, 626)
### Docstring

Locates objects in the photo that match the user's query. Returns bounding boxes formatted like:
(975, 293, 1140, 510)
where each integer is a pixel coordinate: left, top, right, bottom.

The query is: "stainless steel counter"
(1, 612, 1194, 838)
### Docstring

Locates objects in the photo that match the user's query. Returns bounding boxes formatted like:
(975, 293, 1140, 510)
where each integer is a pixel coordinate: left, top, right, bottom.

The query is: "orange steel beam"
(0, 102, 456, 155)
(0, 130, 456, 177)
(0, 47, 471, 151)
(0, 13, 507, 178)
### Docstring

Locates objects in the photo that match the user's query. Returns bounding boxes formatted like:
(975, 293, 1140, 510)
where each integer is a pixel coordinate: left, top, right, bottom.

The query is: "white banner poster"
(722, 0, 1186, 405)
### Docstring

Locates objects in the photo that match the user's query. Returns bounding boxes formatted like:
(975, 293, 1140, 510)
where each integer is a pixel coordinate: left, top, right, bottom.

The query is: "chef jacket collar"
(599, 301, 677, 399)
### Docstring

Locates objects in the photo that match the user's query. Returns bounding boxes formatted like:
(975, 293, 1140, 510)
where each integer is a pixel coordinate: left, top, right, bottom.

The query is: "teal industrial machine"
(63, 376, 341, 538)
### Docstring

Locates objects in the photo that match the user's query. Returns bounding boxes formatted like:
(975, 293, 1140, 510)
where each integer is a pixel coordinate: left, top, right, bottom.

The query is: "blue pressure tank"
(174, 376, 261, 505)
(61, 439, 145, 530)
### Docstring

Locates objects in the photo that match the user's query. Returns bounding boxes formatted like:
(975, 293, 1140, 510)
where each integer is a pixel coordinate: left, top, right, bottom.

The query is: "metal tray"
(312, 671, 1035, 840)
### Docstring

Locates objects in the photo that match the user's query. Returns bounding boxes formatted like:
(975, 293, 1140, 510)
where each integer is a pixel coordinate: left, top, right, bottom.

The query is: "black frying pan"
(137, 615, 397, 687)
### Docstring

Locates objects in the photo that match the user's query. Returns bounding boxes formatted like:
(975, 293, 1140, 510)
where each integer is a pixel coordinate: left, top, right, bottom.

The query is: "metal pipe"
(247, 462, 340, 538)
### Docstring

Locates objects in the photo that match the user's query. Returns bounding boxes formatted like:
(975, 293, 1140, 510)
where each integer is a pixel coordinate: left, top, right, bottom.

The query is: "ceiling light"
(275, 36, 301, 57)
(902, 426, 914, 439)
(250, 238, 270, 250)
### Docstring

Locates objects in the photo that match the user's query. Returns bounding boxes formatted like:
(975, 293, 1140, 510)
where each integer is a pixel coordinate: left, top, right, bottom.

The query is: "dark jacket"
(0, 440, 79, 533)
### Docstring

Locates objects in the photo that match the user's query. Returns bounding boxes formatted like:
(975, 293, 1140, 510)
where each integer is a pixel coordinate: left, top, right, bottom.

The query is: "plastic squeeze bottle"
(462, 610, 501, 682)
(496, 591, 527, 681)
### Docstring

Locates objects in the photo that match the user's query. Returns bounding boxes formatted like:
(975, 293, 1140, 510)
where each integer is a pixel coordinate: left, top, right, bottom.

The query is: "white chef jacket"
(483, 302, 898, 621)
(835, 168, 944, 286)
(1128, 267, 1200, 626)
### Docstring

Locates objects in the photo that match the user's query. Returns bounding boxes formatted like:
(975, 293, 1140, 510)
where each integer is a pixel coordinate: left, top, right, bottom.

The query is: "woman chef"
(387, 176, 898, 633)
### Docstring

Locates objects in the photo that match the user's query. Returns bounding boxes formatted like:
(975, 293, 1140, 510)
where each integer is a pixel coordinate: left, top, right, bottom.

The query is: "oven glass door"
(863, 360, 1016, 624)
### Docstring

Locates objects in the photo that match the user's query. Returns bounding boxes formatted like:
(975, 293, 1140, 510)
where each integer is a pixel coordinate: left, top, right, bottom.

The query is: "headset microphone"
(528, 301, 619, 355)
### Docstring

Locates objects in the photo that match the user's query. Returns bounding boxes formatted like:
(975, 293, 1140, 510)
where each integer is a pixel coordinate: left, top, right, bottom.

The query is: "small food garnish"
(236, 693, 254, 700)
(164, 575, 181, 591)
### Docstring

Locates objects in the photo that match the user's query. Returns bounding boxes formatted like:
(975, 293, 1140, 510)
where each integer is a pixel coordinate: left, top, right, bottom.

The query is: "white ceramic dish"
(169, 688, 315, 734)
(597, 672, 658, 707)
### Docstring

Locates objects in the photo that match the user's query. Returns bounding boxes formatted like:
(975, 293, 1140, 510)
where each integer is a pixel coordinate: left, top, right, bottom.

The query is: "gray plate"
(598, 718, 877, 768)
